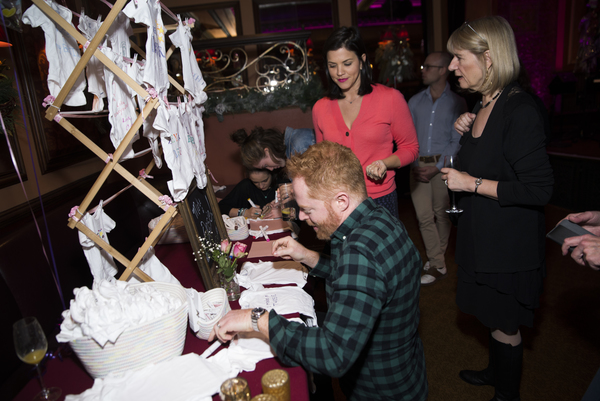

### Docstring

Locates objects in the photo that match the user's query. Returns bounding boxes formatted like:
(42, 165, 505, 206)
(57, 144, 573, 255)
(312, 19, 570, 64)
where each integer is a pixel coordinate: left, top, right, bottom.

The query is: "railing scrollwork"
(192, 32, 311, 93)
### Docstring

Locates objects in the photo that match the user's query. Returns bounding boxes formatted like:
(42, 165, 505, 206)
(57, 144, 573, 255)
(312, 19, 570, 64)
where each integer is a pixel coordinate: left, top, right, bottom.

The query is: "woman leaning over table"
(442, 16, 553, 401)
(312, 26, 419, 219)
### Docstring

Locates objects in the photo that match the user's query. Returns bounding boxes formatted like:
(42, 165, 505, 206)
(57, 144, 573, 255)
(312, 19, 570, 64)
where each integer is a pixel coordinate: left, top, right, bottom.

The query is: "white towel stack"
(56, 280, 183, 347)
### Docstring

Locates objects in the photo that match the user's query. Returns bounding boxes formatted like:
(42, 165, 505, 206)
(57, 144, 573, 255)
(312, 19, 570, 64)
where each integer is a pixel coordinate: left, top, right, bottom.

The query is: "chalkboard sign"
(179, 176, 228, 290)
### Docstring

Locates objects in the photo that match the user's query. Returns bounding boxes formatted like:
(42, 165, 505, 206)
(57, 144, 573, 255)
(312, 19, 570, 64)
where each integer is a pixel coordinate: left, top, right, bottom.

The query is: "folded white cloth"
(238, 261, 308, 291)
(64, 353, 229, 401)
(207, 334, 275, 376)
(57, 280, 184, 346)
(239, 286, 317, 327)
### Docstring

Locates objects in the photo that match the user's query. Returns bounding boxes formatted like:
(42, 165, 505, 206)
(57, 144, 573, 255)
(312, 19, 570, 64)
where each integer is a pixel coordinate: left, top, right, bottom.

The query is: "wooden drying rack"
(32, 0, 191, 282)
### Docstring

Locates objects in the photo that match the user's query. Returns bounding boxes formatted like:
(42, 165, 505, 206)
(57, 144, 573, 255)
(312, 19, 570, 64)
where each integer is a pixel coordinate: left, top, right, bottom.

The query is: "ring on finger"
(445, 180, 448, 186)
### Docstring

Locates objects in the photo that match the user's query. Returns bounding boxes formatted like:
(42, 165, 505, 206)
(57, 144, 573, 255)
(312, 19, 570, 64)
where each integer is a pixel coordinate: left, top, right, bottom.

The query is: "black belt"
(419, 155, 441, 163)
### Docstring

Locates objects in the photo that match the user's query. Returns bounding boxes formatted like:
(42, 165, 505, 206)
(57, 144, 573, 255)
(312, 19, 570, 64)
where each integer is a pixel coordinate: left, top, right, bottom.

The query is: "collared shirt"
(408, 81, 467, 170)
(268, 198, 428, 400)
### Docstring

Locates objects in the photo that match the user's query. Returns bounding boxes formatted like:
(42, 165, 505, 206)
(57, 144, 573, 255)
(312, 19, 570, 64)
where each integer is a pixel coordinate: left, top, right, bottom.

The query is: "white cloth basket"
(69, 282, 188, 379)
(195, 288, 231, 340)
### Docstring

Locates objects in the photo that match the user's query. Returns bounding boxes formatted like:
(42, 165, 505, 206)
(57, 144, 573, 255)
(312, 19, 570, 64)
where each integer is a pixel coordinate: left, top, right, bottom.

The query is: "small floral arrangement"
(198, 236, 248, 282)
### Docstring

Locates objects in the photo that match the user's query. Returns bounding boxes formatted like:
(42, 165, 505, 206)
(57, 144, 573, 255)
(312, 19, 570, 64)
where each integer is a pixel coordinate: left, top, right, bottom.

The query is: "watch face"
(253, 307, 266, 316)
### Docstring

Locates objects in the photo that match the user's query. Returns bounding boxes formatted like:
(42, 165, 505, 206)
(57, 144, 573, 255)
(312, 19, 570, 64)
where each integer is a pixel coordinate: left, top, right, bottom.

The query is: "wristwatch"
(474, 177, 483, 194)
(251, 307, 266, 332)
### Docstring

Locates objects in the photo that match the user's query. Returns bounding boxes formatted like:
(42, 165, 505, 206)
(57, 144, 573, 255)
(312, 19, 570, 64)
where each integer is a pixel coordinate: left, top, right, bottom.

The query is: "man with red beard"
(210, 141, 427, 400)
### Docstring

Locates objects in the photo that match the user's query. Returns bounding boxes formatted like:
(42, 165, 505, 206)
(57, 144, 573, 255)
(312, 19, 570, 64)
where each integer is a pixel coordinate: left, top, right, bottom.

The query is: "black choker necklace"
(480, 89, 503, 109)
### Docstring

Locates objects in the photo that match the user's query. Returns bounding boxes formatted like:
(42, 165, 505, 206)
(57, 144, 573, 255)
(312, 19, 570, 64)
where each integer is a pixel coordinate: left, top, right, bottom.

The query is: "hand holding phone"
(547, 219, 595, 252)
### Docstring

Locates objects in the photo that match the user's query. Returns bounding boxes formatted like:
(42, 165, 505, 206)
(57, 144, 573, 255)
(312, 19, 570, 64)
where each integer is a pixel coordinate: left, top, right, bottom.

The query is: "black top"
(456, 82, 554, 273)
(218, 178, 277, 216)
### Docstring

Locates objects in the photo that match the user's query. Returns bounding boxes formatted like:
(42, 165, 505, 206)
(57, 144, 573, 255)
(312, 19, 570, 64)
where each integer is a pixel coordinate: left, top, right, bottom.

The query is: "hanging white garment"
(188, 102, 208, 189)
(78, 12, 106, 112)
(179, 101, 207, 189)
(168, 19, 208, 106)
(132, 62, 163, 169)
(106, 12, 133, 58)
(22, 0, 87, 106)
(78, 201, 119, 283)
(154, 105, 194, 201)
(102, 48, 139, 160)
(123, 0, 169, 97)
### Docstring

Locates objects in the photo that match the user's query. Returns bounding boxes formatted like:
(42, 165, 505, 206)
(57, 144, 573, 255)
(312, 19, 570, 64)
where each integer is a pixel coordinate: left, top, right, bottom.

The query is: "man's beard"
(314, 210, 341, 240)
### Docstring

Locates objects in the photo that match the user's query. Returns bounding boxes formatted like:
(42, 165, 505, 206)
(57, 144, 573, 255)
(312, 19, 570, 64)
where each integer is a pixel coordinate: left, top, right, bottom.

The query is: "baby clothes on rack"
(106, 11, 133, 58)
(178, 101, 207, 189)
(102, 48, 140, 160)
(126, 58, 163, 169)
(169, 19, 208, 106)
(154, 104, 194, 201)
(78, 12, 107, 112)
(78, 201, 119, 282)
(123, 0, 169, 97)
(22, 0, 87, 107)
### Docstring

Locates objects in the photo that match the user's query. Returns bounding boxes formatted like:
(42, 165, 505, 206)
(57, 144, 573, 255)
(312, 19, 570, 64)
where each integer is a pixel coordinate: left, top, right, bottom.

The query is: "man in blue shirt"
(408, 51, 467, 285)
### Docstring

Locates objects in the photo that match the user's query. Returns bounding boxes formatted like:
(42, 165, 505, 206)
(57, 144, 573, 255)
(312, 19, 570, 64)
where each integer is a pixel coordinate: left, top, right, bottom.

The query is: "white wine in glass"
(444, 155, 463, 214)
(13, 317, 61, 401)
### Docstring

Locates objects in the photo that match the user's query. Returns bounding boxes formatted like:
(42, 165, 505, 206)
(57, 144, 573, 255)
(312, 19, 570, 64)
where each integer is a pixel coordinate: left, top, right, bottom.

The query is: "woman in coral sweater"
(312, 26, 419, 219)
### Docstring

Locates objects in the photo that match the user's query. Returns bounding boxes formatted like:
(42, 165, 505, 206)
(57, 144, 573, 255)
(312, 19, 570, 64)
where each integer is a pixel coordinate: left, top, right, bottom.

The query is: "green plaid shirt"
(269, 198, 428, 400)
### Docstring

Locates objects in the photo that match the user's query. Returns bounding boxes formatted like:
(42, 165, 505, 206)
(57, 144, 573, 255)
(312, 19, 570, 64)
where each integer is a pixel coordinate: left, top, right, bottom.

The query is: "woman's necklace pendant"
(480, 88, 503, 109)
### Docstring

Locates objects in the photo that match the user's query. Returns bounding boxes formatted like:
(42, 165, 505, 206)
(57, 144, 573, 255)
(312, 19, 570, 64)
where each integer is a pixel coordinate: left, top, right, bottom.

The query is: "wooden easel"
(31, 0, 195, 282)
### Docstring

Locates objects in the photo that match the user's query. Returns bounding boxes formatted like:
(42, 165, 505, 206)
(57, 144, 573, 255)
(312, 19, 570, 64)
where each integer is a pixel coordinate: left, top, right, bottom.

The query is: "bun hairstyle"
(322, 26, 374, 100)
(230, 127, 286, 169)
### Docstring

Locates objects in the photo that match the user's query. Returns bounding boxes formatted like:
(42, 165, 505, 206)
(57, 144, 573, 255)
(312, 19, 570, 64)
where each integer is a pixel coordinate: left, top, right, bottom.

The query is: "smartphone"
(546, 219, 596, 249)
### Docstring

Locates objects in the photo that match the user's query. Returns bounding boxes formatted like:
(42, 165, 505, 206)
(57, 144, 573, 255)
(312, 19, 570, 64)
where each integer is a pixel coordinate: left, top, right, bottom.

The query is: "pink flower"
(220, 239, 231, 254)
(231, 242, 248, 258)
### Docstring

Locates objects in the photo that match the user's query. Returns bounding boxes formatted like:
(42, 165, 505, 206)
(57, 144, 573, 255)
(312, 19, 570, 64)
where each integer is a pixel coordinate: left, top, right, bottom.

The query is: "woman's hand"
(454, 112, 476, 136)
(246, 206, 262, 218)
(366, 160, 387, 180)
(440, 167, 473, 192)
(261, 202, 281, 219)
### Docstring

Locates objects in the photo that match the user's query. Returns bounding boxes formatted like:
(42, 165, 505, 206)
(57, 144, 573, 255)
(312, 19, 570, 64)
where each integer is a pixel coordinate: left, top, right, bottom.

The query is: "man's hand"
(559, 211, 600, 270)
(563, 235, 600, 271)
(413, 166, 440, 183)
(565, 211, 600, 236)
(208, 309, 252, 343)
(271, 236, 319, 268)
(454, 112, 476, 136)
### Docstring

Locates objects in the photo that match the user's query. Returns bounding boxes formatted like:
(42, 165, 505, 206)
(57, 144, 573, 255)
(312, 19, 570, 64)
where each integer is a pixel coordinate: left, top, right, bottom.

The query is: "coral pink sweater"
(312, 84, 419, 199)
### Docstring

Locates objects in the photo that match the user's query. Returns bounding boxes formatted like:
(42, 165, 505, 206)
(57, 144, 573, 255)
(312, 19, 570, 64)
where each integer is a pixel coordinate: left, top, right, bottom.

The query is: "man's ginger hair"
(286, 141, 367, 203)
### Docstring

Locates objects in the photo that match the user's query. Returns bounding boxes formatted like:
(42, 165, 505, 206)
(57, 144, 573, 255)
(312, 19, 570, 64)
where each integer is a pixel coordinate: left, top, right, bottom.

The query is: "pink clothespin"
(139, 169, 154, 179)
(69, 206, 81, 222)
(159, 195, 175, 211)
(42, 95, 56, 108)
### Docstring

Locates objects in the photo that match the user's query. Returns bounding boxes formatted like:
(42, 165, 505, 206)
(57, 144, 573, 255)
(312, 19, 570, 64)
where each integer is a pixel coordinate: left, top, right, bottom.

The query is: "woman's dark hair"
(322, 26, 374, 100)
(230, 127, 286, 169)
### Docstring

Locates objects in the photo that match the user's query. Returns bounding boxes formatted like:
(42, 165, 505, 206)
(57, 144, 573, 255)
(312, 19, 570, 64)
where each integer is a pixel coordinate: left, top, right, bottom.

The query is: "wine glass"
(13, 317, 61, 401)
(444, 155, 463, 214)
